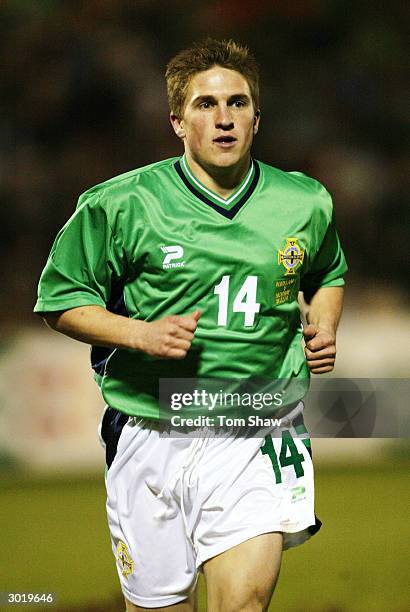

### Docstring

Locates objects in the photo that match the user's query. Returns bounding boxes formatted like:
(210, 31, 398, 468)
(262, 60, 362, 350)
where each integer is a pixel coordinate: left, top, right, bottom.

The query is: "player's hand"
(303, 324, 336, 374)
(136, 310, 201, 359)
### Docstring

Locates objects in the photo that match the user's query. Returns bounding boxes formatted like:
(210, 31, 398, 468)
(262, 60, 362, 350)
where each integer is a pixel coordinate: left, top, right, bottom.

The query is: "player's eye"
(199, 101, 213, 109)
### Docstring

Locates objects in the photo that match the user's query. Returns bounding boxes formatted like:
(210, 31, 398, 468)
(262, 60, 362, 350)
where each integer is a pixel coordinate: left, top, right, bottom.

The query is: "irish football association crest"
(278, 238, 305, 275)
(116, 541, 134, 579)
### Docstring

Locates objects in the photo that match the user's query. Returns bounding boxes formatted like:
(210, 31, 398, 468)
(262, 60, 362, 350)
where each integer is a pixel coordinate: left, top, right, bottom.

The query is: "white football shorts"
(99, 402, 320, 608)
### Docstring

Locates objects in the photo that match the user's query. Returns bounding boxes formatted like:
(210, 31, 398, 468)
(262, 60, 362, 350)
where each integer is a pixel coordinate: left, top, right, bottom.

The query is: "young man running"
(35, 39, 347, 611)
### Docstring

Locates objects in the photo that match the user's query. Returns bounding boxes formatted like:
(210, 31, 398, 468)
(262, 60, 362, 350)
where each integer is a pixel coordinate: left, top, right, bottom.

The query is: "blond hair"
(165, 38, 259, 117)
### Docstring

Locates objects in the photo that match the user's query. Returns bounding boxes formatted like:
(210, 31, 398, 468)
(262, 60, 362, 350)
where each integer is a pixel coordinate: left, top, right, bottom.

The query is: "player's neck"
(184, 153, 251, 199)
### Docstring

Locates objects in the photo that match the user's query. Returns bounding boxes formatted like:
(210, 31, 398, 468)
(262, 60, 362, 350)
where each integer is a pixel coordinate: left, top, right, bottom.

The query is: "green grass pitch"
(1, 460, 408, 611)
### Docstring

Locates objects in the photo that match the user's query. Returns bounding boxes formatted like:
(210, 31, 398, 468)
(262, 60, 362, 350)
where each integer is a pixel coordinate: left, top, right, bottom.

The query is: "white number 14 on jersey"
(214, 275, 260, 327)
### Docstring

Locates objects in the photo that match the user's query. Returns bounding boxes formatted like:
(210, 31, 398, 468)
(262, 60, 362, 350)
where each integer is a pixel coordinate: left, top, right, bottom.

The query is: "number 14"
(214, 275, 260, 327)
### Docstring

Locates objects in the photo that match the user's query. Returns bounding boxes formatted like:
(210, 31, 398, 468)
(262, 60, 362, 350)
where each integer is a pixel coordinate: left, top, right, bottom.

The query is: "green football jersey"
(34, 156, 347, 418)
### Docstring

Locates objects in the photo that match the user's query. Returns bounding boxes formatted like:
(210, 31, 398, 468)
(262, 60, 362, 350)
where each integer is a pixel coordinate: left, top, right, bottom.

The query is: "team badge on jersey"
(116, 541, 134, 578)
(278, 238, 305, 275)
(160, 245, 185, 269)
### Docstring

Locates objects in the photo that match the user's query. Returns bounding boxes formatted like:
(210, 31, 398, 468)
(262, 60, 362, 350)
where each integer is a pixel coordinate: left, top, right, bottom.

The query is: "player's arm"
(302, 286, 344, 374)
(43, 305, 201, 360)
(36, 192, 200, 360)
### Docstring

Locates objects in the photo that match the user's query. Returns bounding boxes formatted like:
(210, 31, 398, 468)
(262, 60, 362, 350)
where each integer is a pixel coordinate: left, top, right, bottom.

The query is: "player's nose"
(215, 105, 234, 130)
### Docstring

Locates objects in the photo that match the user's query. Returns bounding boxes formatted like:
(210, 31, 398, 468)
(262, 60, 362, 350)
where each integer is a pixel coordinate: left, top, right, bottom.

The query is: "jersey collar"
(174, 155, 260, 220)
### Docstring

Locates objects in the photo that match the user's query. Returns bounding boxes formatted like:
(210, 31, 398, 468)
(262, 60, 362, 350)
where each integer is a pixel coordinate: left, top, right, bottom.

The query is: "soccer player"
(35, 39, 346, 611)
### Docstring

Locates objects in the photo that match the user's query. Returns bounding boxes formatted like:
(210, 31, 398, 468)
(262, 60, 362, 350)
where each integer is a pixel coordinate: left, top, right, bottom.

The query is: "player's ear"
(170, 113, 186, 140)
(253, 109, 260, 135)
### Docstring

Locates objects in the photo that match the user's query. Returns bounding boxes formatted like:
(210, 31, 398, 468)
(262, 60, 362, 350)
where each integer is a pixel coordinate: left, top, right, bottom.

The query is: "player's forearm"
(306, 286, 344, 336)
(42, 305, 145, 351)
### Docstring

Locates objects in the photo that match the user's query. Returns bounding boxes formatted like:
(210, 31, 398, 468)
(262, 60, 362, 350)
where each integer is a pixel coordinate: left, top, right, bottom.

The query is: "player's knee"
(213, 585, 272, 612)
(125, 596, 197, 611)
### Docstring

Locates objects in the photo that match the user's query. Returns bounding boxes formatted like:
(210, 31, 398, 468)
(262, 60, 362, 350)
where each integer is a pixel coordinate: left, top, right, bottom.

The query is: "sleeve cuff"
(34, 294, 106, 313)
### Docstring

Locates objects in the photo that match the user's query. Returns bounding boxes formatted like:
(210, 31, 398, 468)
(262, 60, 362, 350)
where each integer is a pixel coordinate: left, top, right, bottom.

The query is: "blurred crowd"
(2, 0, 409, 326)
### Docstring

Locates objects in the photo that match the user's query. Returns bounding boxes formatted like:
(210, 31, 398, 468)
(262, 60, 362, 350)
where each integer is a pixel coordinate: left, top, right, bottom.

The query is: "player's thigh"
(103, 413, 198, 607)
(125, 590, 198, 611)
(203, 531, 283, 612)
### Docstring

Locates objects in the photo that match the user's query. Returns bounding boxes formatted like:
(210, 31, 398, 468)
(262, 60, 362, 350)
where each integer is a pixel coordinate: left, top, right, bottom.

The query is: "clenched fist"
(303, 324, 337, 374)
(137, 310, 201, 359)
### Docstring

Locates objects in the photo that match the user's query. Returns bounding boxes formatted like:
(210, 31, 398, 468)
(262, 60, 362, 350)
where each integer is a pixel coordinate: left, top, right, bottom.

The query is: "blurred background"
(1, 1, 409, 610)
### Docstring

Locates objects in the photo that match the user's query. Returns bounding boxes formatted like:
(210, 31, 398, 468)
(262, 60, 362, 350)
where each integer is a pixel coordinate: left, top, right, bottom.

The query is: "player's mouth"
(213, 136, 237, 148)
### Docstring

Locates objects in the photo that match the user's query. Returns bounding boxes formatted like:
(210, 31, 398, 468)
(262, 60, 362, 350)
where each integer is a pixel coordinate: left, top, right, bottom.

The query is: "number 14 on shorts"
(261, 431, 307, 483)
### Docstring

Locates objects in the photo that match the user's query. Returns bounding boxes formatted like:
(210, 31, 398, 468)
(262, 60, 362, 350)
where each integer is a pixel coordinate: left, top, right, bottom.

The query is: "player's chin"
(211, 145, 242, 161)
(211, 152, 240, 167)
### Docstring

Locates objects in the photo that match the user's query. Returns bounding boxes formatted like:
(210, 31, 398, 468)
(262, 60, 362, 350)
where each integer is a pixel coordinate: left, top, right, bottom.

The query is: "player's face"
(171, 66, 259, 172)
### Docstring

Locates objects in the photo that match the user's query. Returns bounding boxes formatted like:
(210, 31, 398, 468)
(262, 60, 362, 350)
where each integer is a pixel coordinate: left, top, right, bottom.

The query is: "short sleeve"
(34, 192, 126, 313)
(301, 209, 347, 293)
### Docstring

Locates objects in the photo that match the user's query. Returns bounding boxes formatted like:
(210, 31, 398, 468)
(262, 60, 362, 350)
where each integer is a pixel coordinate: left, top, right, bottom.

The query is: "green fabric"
(35, 157, 347, 417)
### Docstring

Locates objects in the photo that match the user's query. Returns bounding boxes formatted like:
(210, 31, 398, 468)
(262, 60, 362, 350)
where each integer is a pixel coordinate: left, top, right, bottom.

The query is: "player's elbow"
(301, 286, 318, 305)
(41, 311, 64, 331)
